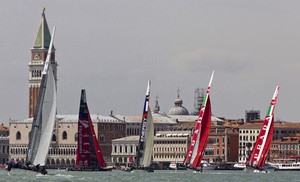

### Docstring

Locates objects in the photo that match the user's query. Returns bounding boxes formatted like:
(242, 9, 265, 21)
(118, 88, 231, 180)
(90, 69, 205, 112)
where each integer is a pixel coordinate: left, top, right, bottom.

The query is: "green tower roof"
(33, 8, 51, 49)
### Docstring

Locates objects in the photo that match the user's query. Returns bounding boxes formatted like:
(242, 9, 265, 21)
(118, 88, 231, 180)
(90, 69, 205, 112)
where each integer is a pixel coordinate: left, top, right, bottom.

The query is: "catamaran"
(245, 86, 280, 173)
(24, 26, 57, 175)
(68, 89, 111, 171)
(181, 71, 214, 172)
(135, 81, 155, 172)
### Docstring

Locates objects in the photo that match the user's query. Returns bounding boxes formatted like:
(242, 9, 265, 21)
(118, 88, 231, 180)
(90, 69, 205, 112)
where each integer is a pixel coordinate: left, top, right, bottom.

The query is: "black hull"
(170, 167, 187, 170)
(21, 165, 48, 175)
(133, 167, 155, 172)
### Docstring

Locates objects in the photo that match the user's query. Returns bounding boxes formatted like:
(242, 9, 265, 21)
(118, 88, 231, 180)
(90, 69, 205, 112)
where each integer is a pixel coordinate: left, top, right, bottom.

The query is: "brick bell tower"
(28, 8, 58, 118)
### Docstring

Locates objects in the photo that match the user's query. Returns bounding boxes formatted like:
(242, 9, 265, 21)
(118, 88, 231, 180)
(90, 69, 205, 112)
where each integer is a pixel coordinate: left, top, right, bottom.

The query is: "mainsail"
(76, 89, 106, 167)
(184, 71, 214, 168)
(248, 86, 280, 169)
(26, 27, 57, 166)
(136, 81, 154, 168)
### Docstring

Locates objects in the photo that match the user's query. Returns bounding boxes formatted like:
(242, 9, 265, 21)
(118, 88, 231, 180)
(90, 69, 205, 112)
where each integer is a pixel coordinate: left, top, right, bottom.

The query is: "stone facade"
(270, 135, 300, 159)
(9, 115, 125, 167)
(153, 131, 191, 166)
(0, 124, 9, 165)
(111, 130, 191, 168)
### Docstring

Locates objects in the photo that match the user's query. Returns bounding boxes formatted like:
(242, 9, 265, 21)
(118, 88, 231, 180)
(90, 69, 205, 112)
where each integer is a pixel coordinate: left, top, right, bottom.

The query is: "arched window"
(16, 131, 21, 140)
(62, 131, 67, 140)
(52, 134, 57, 141)
(75, 133, 78, 142)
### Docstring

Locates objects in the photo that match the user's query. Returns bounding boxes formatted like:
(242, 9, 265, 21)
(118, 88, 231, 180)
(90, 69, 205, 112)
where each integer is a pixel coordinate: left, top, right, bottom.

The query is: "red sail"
(76, 89, 105, 167)
(248, 116, 273, 168)
(248, 86, 279, 169)
(259, 120, 274, 167)
(191, 96, 212, 168)
(184, 71, 214, 167)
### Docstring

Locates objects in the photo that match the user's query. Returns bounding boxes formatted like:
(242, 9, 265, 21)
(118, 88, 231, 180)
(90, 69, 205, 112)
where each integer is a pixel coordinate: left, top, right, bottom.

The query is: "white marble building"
(111, 130, 191, 166)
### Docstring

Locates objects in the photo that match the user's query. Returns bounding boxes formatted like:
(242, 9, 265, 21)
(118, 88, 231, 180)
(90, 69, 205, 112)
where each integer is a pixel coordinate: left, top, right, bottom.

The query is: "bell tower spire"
(28, 8, 58, 118)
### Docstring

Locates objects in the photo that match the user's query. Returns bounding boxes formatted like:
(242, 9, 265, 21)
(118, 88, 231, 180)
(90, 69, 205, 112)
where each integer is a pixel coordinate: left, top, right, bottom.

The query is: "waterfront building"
(270, 135, 300, 159)
(111, 130, 191, 169)
(111, 118, 241, 168)
(0, 124, 9, 165)
(153, 131, 190, 168)
(9, 115, 125, 167)
(171, 119, 240, 163)
(238, 120, 300, 163)
(115, 113, 190, 137)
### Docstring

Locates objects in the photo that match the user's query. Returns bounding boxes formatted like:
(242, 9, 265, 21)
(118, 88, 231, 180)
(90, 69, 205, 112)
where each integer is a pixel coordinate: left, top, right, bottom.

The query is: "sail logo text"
(140, 117, 147, 142)
(79, 119, 89, 128)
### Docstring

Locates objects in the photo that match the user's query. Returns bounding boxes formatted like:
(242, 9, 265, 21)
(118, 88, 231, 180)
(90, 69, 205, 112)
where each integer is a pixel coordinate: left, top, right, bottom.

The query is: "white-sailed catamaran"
(246, 86, 280, 173)
(135, 81, 155, 172)
(183, 71, 214, 171)
(25, 26, 57, 175)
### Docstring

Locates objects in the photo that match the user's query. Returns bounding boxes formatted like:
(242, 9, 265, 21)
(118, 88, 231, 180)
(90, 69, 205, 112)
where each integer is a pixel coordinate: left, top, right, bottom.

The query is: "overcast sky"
(0, 1, 299, 124)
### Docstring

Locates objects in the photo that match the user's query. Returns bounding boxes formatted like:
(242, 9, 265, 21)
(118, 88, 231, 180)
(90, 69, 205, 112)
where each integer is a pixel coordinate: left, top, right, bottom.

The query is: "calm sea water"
(2, 169, 300, 182)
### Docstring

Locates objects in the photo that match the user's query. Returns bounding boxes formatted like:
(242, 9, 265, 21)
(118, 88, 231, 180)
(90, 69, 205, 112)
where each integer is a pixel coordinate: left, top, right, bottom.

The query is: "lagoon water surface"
(2, 169, 300, 182)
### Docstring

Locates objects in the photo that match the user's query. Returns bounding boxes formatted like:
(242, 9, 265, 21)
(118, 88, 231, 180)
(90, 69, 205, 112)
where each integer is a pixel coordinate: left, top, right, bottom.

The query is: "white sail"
(33, 65, 56, 165)
(141, 107, 154, 167)
(27, 27, 56, 166)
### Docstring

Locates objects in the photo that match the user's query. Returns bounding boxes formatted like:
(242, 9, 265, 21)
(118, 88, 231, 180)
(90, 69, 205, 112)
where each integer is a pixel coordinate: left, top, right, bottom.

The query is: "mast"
(136, 81, 151, 167)
(248, 86, 280, 168)
(184, 71, 214, 167)
(26, 26, 56, 165)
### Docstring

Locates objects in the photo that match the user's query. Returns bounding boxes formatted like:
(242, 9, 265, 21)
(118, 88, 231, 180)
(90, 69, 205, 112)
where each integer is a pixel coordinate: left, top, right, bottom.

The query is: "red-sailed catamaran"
(184, 71, 214, 170)
(247, 86, 280, 171)
(72, 89, 111, 171)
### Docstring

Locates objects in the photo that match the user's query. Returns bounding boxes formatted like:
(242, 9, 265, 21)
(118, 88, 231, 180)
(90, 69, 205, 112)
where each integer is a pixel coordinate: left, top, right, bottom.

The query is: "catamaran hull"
(21, 164, 48, 175)
(168, 163, 187, 170)
(67, 167, 112, 171)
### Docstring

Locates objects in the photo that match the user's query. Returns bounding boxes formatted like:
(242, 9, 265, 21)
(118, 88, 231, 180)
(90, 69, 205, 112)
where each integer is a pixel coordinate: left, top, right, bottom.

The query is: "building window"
(100, 125, 105, 130)
(62, 131, 67, 140)
(52, 134, 57, 141)
(99, 135, 105, 142)
(75, 133, 78, 142)
(16, 131, 21, 140)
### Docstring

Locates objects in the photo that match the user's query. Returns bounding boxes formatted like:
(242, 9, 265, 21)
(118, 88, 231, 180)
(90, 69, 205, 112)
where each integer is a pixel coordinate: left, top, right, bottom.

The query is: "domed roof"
(168, 90, 189, 115)
(168, 105, 189, 115)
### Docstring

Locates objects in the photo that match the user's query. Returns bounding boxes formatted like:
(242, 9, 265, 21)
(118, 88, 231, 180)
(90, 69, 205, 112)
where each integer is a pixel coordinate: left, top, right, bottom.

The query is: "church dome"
(168, 90, 189, 115)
